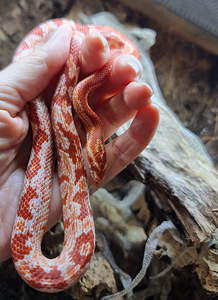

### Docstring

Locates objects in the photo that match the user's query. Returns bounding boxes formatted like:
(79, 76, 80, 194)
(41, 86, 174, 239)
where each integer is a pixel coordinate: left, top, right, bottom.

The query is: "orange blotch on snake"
(31, 26, 44, 38)
(30, 266, 62, 280)
(64, 217, 70, 230)
(17, 187, 38, 220)
(74, 190, 88, 205)
(69, 231, 94, 267)
(27, 266, 68, 291)
(11, 232, 33, 261)
(59, 174, 70, 185)
(75, 166, 86, 183)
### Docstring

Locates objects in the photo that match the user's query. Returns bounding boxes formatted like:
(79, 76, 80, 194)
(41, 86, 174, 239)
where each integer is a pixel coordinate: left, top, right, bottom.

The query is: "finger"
(89, 54, 142, 108)
(92, 103, 159, 190)
(96, 81, 153, 140)
(80, 32, 110, 76)
(0, 110, 28, 150)
(0, 25, 72, 117)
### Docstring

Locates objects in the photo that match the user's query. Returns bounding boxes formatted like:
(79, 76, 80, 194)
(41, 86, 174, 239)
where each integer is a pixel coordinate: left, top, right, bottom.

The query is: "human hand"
(0, 25, 159, 262)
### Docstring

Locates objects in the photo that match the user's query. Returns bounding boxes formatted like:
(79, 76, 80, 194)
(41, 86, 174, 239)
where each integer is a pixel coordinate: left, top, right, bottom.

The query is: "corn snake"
(10, 18, 139, 292)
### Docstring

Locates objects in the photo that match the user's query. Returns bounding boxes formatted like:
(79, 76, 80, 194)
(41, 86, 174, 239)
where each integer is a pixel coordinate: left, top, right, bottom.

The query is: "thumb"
(0, 24, 72, 118)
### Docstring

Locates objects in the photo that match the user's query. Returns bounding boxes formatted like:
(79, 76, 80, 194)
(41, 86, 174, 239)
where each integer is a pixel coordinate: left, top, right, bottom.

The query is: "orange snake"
(11, 18, 138, 292)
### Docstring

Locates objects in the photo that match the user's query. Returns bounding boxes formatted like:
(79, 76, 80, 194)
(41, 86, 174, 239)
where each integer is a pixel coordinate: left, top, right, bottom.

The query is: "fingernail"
(127, 59, 142, 81)
(99, 34, 109, 53)
(142, 82, 153, 96)
(48, 24, 72, 51)
(88, 32, 109, 53)
(50, 25, 67, 41)
(48, 25, 73, 47)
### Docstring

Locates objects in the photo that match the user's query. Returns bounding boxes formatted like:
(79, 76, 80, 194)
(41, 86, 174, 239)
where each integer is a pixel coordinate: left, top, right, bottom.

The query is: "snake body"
(11, 19, 138, 292)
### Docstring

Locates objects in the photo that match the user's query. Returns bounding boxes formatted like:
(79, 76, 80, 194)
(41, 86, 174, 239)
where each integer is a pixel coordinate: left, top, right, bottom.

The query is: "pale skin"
(0, 25, 159, 262)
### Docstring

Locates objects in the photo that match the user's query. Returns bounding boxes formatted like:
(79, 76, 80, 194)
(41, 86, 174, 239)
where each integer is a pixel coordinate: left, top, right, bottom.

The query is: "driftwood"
(129, 104, 218, 246)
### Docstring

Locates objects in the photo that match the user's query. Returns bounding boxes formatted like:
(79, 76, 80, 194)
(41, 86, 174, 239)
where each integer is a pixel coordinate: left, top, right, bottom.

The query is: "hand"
(0, 25, 159, 262)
